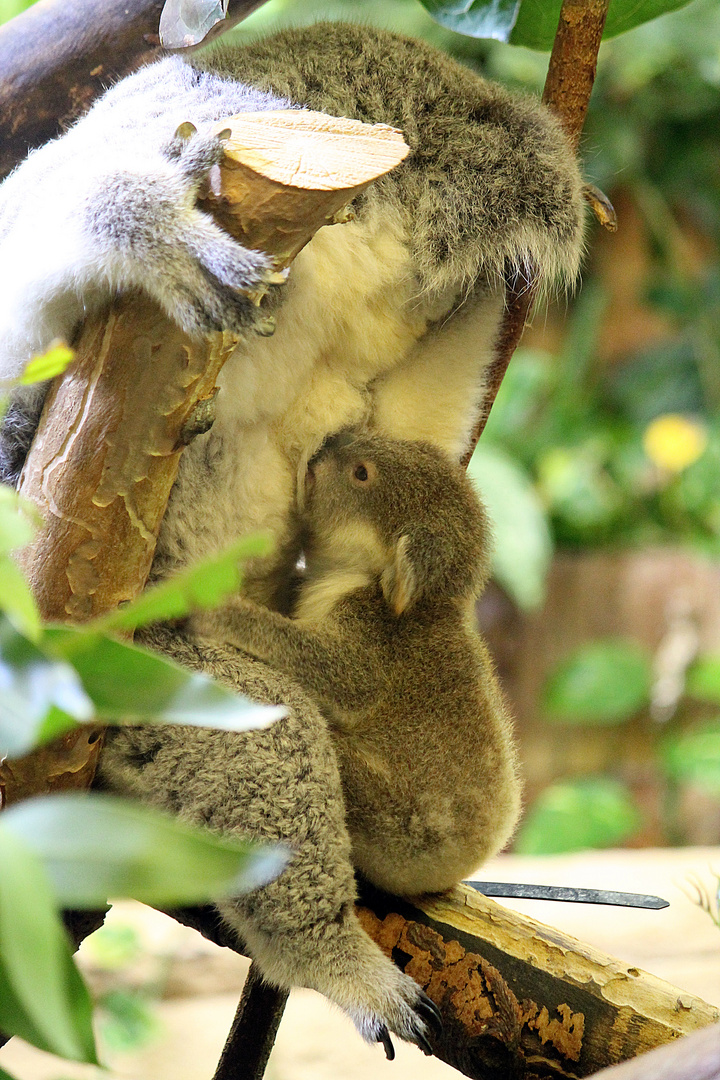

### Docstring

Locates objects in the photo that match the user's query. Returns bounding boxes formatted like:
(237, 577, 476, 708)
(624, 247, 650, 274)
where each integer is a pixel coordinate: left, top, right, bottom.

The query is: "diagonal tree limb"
(0, 0, 269, 181)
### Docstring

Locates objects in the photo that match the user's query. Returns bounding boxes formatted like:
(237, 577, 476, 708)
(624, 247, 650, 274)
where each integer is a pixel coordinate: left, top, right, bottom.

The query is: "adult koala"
(0, 22, 584, 1054)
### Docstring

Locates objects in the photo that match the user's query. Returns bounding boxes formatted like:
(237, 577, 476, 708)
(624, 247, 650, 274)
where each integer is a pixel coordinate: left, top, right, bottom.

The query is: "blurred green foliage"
(0, 346, 287, 1069)
(514, 639, 720, 853)
(543, 639, 653, 725)
(515, 777, 642, 856)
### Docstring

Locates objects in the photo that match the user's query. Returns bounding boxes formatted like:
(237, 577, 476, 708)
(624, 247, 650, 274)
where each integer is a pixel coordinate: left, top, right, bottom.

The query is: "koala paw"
(87, 124, 287, 338)
(350, 966, 443, 1058)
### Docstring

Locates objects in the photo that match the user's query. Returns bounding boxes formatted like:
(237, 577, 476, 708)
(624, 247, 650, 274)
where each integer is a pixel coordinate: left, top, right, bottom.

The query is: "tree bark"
(0, 0, 268, 181)
(592, 1022, 720, 1080)
(169, 883, 719, 1080)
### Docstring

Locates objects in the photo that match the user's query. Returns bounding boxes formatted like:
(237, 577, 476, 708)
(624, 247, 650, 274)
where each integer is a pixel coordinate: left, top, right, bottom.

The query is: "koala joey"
(0, 19, 583, 1056)
(192, 433, 521, 898)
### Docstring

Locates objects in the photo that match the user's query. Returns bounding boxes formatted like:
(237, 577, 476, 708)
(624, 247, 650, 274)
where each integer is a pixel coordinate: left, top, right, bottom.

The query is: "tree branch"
(0, 0, 269, 181)
(467, 0, 611, 451)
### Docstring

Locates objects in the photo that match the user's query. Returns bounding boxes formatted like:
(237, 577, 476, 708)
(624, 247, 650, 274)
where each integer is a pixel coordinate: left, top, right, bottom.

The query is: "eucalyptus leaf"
(93, 533, 273, 634)
(159, 0, 227, 48)
(0, 828, 98, 1062)
(420, 0, 521, 40)
(467, 443, 552, 610)
(0, 619, 94, 758)
(0, 555, 42, 642)
(509, 0, 695, 51)
(661, 722, 720, 796)
(515, 777, 641, 854)
(44, 627, 283, 731)
(0, 485, 38, 555)
(18, 342, 74, 385)
(3, 794, 289, 907)
(543, 638, 652, 724)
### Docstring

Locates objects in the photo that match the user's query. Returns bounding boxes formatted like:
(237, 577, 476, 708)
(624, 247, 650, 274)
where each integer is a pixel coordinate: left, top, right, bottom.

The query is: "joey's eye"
(354, 464, 369, 482)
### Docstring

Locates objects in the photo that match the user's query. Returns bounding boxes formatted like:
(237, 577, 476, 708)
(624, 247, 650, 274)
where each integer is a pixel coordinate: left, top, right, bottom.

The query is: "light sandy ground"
(2, 847, 719, 1080)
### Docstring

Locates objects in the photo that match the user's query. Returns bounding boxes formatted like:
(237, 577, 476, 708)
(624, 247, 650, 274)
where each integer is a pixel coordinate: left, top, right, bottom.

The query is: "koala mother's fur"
(0, 22, 584, 1051)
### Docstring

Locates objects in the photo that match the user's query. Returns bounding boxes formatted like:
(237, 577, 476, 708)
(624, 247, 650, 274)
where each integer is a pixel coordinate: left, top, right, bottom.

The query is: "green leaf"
(0, 619, 93, 758)
(467, 443, 552, 610)
(661, 722, 720, 796)
(686, 655, 720, 704)
(97, 989, 161, 1054)
(93, 533, 273, 633)
(0, 555, 42, 642)
(515, 777, 642, 854)
(44, 626, 283, 731)
(0, 1066, 20, 1080)
(0, 485, 39, 555)
(3, 793, 289, 907)
(0, 827, 98, 1063)
(543, 638, 652, 724)
(510, 0, 696, 52)
(18, 342, 74, 385)
(419, 0, 521, 41)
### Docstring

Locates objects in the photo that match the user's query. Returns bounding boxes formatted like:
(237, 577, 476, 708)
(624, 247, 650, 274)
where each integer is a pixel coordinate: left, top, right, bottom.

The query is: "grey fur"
(191, 434, 521, 897)
(97, 629, 435, 1049)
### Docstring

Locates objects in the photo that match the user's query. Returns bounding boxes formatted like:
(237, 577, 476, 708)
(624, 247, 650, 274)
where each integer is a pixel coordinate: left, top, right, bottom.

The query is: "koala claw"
(173, 120, 197, 142)
(255, 315, 276, 337)
(263, 267, 290, 285)
(377, 1026, 395, 1061)
(416, 990, 443, 1038)
(164, 124, 229, 184)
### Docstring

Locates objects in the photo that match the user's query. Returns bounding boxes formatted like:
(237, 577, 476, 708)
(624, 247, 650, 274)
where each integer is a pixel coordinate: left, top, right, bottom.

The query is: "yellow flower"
(643, 414, 708, 473)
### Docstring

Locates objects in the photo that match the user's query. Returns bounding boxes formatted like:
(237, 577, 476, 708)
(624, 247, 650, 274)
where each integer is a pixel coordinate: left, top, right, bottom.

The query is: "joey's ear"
(381, 529, 447, 616)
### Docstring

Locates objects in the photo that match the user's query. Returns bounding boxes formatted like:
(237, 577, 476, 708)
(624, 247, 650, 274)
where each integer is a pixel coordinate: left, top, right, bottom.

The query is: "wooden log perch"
(0, 111, 407, 807)
(166, 884, 719, 1079)
(358, 884, 719, 1077)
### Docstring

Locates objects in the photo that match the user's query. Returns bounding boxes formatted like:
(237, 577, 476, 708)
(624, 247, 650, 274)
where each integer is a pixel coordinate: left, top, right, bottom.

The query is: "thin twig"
(213, 962, 289, 1080)
(466, 0, 611, 461)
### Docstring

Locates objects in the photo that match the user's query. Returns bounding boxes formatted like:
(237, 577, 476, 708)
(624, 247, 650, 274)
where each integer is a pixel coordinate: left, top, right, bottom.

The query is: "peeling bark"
(357, 884, 718, 1078)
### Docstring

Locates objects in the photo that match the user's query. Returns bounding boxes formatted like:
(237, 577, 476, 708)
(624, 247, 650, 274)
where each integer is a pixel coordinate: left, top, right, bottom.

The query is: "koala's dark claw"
(255, 315, 276, 337)
(415, 1030, 434, 1056)
(416, 990, 443, 1037)
(179, 390, 217, 445)
(377, 1026, 395, 1061)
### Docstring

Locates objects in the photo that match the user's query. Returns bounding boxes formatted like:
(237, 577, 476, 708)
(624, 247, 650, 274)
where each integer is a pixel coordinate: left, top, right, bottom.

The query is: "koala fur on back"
(0, 20, 583, 1053)
(191, 433, 521, 897)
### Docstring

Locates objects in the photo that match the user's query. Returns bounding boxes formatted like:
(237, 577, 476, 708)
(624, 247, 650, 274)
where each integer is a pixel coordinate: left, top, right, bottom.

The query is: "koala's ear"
(381, 529, 446, 616)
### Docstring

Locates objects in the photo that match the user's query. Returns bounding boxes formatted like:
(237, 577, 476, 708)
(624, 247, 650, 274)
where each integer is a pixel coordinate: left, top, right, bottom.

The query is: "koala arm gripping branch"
(190, 600, 378, 712)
